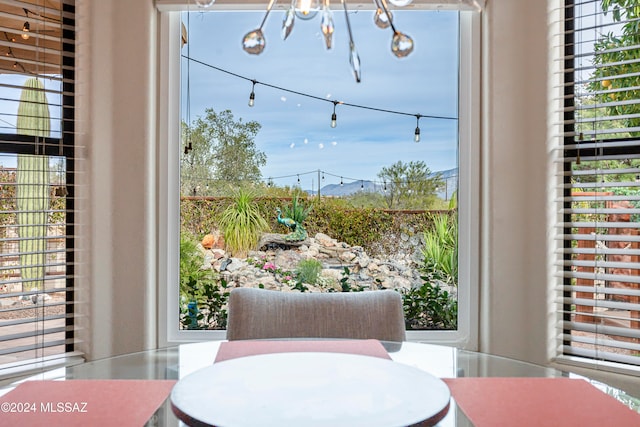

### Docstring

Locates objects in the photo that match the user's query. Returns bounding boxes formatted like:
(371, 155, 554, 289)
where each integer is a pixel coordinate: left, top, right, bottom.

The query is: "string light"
(12, 62, 25, 72)
(184, 170, 457, 193)
(248, 79, 256, 107)
(182, 57, 457, 140)
(331, 101, 338, 128)
(21, 21, 30, 40)
(414, 115, 421, 143)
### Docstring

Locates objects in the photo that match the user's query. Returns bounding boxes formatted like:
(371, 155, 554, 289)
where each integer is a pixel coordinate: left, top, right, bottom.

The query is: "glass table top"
(2, 341, 638, 426)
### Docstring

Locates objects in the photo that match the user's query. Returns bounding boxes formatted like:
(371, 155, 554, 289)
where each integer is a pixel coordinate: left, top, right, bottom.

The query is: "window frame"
(551, 0, 640, 376)
(157, 5, 481, 348)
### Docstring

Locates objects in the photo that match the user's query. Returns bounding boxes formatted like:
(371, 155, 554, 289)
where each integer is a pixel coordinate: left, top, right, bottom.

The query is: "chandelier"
(196, 0, 418, 83)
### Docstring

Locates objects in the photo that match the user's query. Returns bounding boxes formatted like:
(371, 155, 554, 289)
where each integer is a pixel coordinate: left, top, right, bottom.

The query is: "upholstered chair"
(226, 287, 406, 342)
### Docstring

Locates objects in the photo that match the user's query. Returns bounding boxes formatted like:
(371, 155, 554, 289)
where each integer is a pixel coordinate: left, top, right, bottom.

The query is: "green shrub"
(218, 189, 269, 257)
(179, 236, 229, 329)
(401, 280, 457, 330)
(180, 196, 441, 258)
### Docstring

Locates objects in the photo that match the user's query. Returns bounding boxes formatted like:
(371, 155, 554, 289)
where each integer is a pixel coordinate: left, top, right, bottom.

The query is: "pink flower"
(263, 262, 276, 271)
(285, 276, 292, 281)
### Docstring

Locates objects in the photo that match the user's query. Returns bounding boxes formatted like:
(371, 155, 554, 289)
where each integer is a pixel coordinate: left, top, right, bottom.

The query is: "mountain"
(306, 168, 459, 198)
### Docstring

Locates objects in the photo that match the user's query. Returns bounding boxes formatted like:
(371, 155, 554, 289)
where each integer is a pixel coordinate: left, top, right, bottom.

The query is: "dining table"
(1, 340, 639, 426)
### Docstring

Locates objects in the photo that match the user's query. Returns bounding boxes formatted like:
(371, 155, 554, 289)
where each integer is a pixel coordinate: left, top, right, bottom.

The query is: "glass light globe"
(295, 0, 320, 20)
(195, 0, 215, 8)
(389, 0, 413, 6)
(243, 30, 266, 55)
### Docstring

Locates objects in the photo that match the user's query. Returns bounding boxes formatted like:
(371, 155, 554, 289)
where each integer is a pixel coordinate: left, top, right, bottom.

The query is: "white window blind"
(557, 0, 640, 370)
(0, 0, 79, 379)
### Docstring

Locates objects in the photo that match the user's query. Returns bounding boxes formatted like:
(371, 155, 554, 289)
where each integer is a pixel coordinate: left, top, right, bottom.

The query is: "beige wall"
(76, 0, 158, 360)
(479, 0, 549, 363)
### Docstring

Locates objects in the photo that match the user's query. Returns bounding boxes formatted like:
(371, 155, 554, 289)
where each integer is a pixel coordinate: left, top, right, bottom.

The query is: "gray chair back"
(226, 287, 406, 342)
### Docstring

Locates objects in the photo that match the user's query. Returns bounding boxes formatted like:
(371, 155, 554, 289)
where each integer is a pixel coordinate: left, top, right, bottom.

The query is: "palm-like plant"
(218, 189, 269, 257)
(421, 214, 458, 285)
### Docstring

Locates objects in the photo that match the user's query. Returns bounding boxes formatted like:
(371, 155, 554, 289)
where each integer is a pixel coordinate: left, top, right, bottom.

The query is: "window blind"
(0, 0, 79, 379)
(557, 0, 640, 370)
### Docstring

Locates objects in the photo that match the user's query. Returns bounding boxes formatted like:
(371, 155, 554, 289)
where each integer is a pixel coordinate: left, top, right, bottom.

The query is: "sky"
(182, 7, 460, 190)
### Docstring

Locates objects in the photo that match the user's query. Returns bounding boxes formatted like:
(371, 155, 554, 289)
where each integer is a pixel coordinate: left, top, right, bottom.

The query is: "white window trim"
(157, 7, 481, 349)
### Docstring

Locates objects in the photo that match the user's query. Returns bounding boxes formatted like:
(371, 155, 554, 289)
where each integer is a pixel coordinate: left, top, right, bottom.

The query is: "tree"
(586, 0, 640, 136)
(181, 108, 266, 195)
(377, 161, 443, 209)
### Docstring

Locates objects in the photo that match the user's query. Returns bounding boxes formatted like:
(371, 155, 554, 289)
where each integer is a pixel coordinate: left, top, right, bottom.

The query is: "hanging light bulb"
(297, 174, 301, 185)
(414, 115, 421, 143)
(248, 80, 256, 107)
(295, 0, 320, 20)
(195, 0, 215, 7)
(389, 0, 413, 6)
(21, 21, 30, 40)
(331, 101, 338, 128)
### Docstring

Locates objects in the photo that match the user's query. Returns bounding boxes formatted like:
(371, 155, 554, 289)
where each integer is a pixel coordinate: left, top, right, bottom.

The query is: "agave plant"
(421, 213, 458, 285)
(282, 193, 313, 225)
(218, 189, 269, 257)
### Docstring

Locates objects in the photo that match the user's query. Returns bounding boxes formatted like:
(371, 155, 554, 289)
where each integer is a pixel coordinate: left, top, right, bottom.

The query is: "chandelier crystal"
(241, 0, 414, 82)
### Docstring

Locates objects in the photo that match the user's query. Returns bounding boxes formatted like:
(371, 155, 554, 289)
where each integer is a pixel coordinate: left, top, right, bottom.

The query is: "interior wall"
(75, 0, 158, 360)
(478, 0, 549, 364)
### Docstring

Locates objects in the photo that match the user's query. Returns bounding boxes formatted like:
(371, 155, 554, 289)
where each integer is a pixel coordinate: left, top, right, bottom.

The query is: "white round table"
(170, 352, 451, 427)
